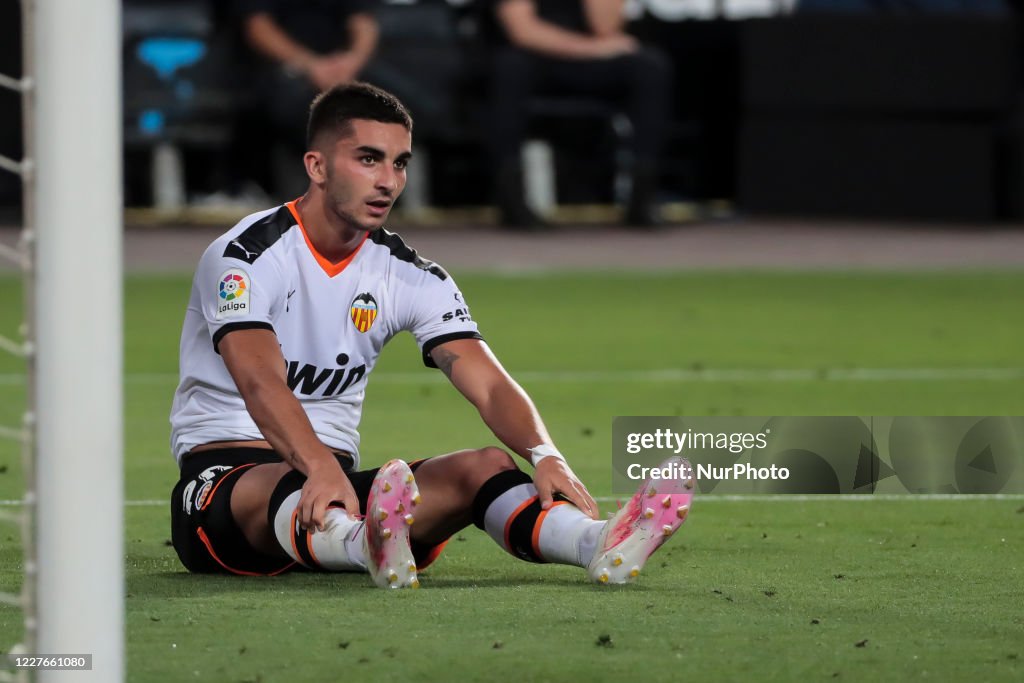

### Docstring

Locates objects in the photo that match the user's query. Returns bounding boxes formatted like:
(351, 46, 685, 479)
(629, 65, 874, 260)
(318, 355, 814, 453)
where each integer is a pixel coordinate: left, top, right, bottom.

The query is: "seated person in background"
(238, 0, 379, 199)
(487, 0, 672, 229)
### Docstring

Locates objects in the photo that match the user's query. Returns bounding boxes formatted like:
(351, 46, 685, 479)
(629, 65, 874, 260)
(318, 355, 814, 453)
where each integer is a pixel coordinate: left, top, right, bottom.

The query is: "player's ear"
(304, 150, 326, 184)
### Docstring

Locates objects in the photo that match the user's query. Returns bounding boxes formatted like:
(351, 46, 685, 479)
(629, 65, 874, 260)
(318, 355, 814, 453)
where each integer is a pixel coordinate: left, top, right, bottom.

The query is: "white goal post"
(34, 0, 124, 679)
(1, 1, 124, 681)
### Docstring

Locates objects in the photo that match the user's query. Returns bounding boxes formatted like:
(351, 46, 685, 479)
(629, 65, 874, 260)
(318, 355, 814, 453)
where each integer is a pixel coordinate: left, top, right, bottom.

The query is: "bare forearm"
(432, 339, 559, 461)
(245, 13, 316, 71)
(239, 377, 336, 474)
(505, 19, 606, 60)
(474, 380, 554, 461)
(584, 0, 626, 37)
(498, 0, 633, 60)
(345, 13, 378, 69)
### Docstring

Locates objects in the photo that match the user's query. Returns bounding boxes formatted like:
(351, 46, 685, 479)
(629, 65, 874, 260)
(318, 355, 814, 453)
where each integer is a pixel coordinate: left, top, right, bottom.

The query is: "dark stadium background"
(3, 0, 1024, 223)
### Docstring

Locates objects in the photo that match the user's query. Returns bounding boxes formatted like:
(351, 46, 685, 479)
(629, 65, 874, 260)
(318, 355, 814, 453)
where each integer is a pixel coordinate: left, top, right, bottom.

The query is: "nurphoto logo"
(625, 461, 790, 481)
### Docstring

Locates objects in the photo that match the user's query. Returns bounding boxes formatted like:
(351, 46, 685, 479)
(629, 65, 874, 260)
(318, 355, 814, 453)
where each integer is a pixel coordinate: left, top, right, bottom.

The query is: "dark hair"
(306, 82, 413, 149)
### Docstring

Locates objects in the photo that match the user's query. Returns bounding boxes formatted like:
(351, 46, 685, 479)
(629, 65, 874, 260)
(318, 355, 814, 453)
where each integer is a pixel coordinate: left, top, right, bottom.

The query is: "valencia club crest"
(350, 292, 378, 333)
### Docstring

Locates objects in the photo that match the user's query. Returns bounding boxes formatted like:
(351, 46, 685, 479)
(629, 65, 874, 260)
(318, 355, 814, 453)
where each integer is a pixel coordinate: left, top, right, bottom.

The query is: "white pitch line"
(0, 367, 1022, 387)
(2, 494, 1023, 507)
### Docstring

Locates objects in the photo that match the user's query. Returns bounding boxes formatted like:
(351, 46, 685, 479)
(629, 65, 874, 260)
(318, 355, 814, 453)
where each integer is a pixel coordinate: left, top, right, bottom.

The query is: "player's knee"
(453, 446, 519, 492)
(475, 446, 518, 474)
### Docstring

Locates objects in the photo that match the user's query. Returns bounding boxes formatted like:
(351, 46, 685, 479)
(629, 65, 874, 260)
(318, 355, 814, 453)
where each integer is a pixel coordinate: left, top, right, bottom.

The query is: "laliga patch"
(350, 292, 378, 333)
(216, 268, 251, 319)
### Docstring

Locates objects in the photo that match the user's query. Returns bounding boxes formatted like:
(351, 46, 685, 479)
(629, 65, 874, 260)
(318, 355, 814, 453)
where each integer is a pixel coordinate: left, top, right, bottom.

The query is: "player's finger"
(562, 482, 595, 519)
(298, 491, 315, 530)
(577, 485, 600, 520)
(566, 478, 598, 516)
(536, 478, 554, 510)
(557, 478, 598, 519)
(311, 495, 329, 532)
(300, 486, 325, 531)
(342, 488, 361, 518)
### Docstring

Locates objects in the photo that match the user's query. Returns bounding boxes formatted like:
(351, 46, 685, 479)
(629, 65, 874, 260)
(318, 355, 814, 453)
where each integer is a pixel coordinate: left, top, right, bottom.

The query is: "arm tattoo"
(434, 348, 461, 378)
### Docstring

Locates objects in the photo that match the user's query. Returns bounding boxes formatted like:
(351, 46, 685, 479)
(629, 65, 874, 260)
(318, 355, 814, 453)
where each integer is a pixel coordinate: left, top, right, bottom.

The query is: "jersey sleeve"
(195, 239, 287, 353)
(394, 267, 483, 368)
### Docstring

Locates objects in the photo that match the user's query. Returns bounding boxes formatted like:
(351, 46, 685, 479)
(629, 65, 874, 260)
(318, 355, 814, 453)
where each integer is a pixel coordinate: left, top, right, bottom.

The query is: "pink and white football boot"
(588, 456, 695, 584)
(364, 459, 422, 589)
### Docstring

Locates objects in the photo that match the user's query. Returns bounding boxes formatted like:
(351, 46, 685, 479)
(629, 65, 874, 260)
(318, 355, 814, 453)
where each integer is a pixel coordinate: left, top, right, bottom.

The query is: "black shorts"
(170, 448, 446, 575)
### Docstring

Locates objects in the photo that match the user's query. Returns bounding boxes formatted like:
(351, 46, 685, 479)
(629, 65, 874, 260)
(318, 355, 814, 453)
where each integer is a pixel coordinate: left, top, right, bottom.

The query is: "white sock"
(271, 491, 366, 571)
(479, 481, 603, 567)
(536, 503, 603, 567)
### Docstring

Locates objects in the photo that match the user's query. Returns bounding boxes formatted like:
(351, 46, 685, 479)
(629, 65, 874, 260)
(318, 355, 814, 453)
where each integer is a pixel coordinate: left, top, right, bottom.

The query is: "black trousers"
(488, 45, 673, 166)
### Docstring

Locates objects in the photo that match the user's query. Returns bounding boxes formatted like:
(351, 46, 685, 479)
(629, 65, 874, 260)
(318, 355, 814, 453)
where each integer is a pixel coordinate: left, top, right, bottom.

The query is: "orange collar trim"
(286, 199, 367, 278)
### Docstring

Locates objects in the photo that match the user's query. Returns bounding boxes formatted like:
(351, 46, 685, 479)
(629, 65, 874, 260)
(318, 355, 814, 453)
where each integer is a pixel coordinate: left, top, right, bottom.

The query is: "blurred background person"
(484, 0, 672, 230)
(237, 0, 379, 200)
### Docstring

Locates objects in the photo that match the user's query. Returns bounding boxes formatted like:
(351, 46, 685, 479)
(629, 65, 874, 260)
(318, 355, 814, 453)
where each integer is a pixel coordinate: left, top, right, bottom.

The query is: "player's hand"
(298, 458, 360, 531)
(534, 458, 599, 520)
(592, 34, 638, 59)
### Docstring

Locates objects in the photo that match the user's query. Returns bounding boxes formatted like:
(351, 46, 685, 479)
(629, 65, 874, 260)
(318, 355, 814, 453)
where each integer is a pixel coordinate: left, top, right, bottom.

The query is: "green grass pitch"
(0, 270, 1022, 682)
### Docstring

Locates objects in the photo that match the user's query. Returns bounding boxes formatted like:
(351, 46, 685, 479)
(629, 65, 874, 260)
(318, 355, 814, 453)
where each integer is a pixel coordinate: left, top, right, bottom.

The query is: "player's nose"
(375, 167, 398, 193)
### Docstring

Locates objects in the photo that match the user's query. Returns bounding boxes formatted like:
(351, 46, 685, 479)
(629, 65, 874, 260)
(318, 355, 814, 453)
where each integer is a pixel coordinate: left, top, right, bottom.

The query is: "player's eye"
(394, 159, 408, 170)
(360, 155, 376, 165)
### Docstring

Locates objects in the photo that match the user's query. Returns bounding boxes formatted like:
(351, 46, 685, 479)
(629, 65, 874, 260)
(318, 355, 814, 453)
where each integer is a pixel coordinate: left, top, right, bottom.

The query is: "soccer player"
(169, 82, 693, 588)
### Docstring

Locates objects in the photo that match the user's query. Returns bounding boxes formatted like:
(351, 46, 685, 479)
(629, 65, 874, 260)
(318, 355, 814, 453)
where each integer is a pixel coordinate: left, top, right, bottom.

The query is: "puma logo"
(230, 240, 257, 259)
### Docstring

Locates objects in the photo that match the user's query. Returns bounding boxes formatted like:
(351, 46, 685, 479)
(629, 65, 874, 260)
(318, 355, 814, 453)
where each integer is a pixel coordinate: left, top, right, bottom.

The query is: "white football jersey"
(169, 202, 481, 466)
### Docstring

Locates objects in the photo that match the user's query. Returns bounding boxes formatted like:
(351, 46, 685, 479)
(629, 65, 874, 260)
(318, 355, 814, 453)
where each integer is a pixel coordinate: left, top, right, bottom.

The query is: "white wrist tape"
(528, 444, 565, 468)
